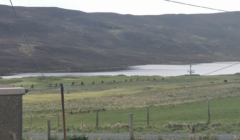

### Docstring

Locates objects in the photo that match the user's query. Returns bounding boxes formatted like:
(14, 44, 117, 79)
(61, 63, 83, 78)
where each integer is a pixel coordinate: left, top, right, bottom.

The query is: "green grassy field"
(2, 75, 240, 133)
(23, 96, 240, 133)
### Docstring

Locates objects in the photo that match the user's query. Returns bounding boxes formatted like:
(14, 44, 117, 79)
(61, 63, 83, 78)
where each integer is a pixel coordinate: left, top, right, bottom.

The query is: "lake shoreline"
(2, 61, 239, 79)
(1, 61, 219, 76)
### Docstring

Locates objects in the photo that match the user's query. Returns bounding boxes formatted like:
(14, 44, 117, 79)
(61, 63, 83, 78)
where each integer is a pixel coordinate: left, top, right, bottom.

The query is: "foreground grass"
(23, 96, 240, 133)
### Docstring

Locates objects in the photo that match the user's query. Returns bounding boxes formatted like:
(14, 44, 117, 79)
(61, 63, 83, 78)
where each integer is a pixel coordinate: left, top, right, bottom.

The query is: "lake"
(2, 62, 240, 79)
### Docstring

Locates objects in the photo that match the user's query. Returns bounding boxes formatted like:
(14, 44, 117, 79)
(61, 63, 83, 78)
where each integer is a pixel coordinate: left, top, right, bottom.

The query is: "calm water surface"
(2, 62, 240, 79)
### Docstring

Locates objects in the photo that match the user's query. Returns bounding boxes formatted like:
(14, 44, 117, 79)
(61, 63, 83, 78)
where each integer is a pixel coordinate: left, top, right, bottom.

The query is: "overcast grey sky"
(0, 0, 239, 15)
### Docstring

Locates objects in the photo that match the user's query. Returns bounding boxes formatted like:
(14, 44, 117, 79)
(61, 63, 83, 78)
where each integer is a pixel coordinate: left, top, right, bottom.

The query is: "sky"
(0, 0, 239, 15)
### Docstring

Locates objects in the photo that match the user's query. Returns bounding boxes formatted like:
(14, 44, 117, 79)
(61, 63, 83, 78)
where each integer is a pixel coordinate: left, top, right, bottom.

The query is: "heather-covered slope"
(0, 5, 239, 75)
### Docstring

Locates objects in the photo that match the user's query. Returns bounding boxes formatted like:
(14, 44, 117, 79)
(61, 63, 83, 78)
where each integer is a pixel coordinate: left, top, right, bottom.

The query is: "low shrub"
(50, 136, 61, 140)
(190, 134, 218, 140)
(66, 134, 88, 140)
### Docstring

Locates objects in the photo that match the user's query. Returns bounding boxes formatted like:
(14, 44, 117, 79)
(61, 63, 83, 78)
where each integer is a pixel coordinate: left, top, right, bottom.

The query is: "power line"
(9, 0, 48, 83)
(157, 62, 240, 87)
(202, 62, 240, 76)
(165, 0, 229, 12)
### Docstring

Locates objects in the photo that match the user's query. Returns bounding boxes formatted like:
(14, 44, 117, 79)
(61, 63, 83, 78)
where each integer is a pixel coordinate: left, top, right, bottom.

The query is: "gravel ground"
(23, 133, 240, 140)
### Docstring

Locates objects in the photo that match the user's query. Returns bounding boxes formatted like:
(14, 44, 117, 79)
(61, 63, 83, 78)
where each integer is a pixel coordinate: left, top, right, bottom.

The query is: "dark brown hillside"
(0, 5, 240, 75)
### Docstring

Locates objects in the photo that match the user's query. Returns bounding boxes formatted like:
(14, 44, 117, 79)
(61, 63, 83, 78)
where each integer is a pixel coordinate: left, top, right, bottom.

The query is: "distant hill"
(1, 5, 240, 75)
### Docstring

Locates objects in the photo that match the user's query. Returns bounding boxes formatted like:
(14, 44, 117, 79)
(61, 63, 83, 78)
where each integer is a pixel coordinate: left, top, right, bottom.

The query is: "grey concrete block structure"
(0, 87, 25, 140)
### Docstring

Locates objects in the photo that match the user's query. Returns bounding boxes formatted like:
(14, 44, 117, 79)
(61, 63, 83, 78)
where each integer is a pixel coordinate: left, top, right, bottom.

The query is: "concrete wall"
(0, 95, 23, 140)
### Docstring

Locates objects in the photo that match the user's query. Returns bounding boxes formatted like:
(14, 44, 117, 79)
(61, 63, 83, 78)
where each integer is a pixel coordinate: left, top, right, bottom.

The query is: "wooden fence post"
(147, 107, 149, 126)
(129, 114, 134, 140)
(96, 110, 99, 128)
(207, 101, 210, 125)
(47, 120, 50, 140)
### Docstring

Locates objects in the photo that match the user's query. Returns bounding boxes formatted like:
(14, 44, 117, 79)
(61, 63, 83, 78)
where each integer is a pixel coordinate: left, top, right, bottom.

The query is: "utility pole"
(190, 63, 192, 96)
(60, 84, 67, 140)
(187, 64, 194, 96)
